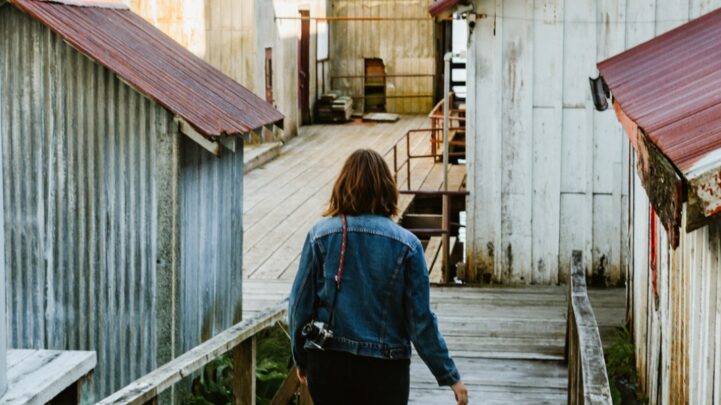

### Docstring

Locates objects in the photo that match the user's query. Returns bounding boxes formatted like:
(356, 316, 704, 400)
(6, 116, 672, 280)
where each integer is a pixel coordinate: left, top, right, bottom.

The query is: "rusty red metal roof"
(429, 0, 462, 17)
(9, 0, 284, 138)
(598, 7, 721, 173)
(599, 7, 721, 231)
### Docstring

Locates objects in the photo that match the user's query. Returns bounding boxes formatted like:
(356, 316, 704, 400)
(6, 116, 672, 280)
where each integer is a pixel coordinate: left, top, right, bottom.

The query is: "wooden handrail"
(565, 251, 612, 405)
(99, 301, 288, 405)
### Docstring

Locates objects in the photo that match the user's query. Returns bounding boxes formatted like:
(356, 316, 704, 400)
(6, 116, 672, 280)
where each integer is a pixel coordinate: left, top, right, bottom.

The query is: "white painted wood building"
(433, 0, 721, 286)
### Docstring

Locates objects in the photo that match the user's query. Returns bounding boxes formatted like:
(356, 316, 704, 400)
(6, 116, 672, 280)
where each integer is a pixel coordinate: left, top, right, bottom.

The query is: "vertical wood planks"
(593, 0, 626, 285)
(501, 0, 533, 284)
(467, 0, 504, 283)
(559, 0, 595, 281)
(531, 0, 563, 285)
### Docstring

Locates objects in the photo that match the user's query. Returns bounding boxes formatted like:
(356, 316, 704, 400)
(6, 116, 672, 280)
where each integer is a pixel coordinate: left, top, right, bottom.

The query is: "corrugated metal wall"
(465, 0, 721, 286)
(630, 197, 721, 405)
(0, 6, 174, 399)
(329, 0, 436, 114)
(618, 2, 721, 403)
(178, 136, 244, 354)
(0, 6, 245, 401)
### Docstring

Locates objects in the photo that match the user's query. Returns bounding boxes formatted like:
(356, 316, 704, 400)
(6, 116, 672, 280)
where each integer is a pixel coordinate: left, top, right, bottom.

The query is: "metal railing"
(99, 302, 288, 405)
(386, 128, 465, 190)
(428, 93, 465, 158)
(565, 251, 613, 405)
(400, 190, 468, 283)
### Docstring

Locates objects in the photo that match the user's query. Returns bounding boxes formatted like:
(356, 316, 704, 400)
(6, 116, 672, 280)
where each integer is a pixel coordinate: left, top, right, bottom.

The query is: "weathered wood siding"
(329, 0, 436, 114)
(629, 195, 721, 404)
(0, 6, 245, 401)
(466, 0, 719, 285)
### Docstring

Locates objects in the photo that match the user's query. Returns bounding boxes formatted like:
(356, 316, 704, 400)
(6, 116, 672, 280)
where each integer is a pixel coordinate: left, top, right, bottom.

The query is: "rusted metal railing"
(565, 251, 613, 405)
(386, 128, 465, 190)
(400, 190, 468, 283)
(428, 92, 465, 159)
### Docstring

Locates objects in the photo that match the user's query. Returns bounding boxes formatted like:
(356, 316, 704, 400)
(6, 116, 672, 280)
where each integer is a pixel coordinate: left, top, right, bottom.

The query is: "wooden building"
(130, 0, 329, 138)
(0, 0, 282, 400)
(598, 7, 721, 404)
(431, 0, 721, 286)
(330, 0, 437, 114)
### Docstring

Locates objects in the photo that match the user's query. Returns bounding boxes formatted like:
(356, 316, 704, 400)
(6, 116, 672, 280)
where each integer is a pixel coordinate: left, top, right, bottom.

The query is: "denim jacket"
(288, 214, 461, 386)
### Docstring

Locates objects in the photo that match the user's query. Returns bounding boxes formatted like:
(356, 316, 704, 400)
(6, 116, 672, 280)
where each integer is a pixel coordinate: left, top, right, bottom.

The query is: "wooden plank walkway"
(243, 115, 448, 281)
(242, 281, 625, 404)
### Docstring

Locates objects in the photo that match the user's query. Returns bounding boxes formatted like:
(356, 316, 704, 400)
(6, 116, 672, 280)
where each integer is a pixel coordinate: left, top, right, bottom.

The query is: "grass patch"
(605, 326, 647, 405)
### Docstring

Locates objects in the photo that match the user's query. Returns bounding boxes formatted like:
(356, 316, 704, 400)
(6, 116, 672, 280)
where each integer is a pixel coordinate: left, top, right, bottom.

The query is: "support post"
(233, 337, 257, 405)
(442, 194, 450, 283)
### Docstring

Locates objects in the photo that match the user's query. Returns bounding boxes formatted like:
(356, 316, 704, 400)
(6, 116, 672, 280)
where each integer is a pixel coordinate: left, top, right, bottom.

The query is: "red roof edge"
(429, 0, 461, 17)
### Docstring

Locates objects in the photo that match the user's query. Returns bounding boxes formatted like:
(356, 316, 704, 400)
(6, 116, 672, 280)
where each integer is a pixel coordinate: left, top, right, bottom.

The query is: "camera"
(301, 321, 334, 350)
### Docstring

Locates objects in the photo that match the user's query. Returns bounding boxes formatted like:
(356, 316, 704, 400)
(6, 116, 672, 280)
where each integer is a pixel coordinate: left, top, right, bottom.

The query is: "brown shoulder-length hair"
(323, 149, 399, 218)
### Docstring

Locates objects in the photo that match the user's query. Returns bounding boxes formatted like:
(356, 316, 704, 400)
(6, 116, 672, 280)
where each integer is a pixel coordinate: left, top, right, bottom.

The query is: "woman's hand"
(451, 381, 468, 405)
(296, 367, 308, 385)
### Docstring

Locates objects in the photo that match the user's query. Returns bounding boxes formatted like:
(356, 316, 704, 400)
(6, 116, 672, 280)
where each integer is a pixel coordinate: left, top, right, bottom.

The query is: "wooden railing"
(565, 251, 613, 405)
(99, 301, 288, 405)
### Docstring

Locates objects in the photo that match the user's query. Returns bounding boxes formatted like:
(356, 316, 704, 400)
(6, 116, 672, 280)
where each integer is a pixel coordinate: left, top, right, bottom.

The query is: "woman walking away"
(289, 149, 468, 405)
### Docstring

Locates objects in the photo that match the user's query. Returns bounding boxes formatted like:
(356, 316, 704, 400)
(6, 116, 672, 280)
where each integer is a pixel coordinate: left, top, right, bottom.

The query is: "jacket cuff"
(436, 368, 461, 386)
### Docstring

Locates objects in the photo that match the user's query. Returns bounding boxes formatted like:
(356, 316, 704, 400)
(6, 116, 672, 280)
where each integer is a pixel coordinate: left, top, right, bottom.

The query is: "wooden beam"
(565, 251, 612, 404)
(233, 337, 256, 405)
(269, 367, 301, 405)
(176, 117, 221, 156)
(98, 302, 287, 405)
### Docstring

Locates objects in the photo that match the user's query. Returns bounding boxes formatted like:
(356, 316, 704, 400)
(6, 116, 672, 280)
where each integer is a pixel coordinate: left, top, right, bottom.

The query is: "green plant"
(605, 326, 647, 405)
(182, 325, 293, 405)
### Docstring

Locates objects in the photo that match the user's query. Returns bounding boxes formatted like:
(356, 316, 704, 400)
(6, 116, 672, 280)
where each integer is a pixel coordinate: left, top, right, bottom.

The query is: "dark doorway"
(364, 58, 386, 112)
(298, 9, 311, 125)
(265, 47, 273, 104)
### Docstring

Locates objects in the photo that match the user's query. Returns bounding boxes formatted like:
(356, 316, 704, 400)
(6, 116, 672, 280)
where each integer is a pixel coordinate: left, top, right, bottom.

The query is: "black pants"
(306, 349, 410, 405)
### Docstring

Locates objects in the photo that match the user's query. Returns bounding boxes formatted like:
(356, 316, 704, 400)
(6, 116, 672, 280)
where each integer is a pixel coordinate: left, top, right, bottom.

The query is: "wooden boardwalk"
(243, 281, 625, 404)
(243, 115, 441, 281)
(241, 116, 624, 403)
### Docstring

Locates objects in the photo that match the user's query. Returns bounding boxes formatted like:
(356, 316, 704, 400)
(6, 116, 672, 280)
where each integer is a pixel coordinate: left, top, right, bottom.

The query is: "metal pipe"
(399, 190, 469, 196)
(406, 133, 412, 190)
(275, 16, 449, 21)
(443, 52, 451, 193)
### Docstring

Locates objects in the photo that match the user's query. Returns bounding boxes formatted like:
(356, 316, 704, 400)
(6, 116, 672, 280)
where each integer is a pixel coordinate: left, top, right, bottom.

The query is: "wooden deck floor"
(243, 115, 444, 281)
(243, 281, 625, 404)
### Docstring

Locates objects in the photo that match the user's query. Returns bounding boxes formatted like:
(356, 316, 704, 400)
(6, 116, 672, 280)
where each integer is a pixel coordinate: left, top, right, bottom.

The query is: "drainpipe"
(443, 52, 452, 193)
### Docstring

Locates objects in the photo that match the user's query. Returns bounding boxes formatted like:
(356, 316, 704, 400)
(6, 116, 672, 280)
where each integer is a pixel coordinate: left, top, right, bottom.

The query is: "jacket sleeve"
(403, 239, 461, 386)
(288, 233, 319, 371)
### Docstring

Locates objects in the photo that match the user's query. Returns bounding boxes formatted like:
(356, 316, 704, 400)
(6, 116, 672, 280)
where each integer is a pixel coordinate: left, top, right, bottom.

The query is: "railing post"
(406, 133, 411, 190)
(441, 194, 450, 283)
(233, 336, 256, 405)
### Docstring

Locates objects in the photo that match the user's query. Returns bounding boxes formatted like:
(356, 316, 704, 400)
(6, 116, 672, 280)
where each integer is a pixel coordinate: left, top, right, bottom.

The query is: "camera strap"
(327, 214, 347, 327)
